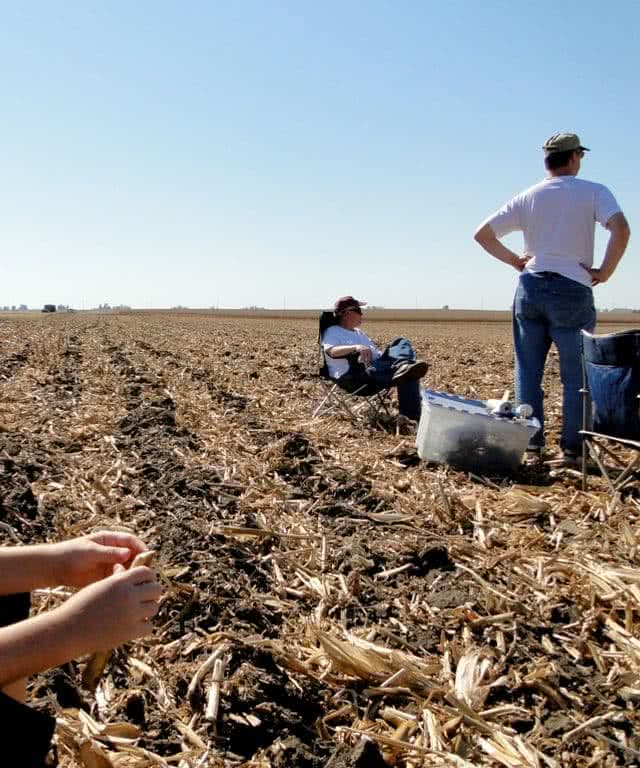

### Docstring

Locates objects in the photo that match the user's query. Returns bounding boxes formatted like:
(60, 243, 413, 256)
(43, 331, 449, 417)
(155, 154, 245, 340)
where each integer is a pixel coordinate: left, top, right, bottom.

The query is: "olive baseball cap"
(542, 132, 590, 156)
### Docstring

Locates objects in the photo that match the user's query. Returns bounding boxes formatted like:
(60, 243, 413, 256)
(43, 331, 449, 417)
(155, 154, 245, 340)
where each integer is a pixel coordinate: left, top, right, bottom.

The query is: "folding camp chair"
(312, 311, 392, 424)
(580, 329, 640, 492)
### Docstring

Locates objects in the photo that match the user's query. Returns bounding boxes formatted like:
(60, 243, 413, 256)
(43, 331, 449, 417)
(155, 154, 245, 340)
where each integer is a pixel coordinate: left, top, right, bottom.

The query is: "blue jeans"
(513, 272, 595, 454)
(339, 337, 422, 421)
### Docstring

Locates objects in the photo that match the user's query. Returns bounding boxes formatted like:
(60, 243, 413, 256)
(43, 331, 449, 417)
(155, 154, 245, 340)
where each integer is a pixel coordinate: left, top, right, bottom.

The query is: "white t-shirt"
(483, 176, 621, 287)
(322, 325, 381, 379)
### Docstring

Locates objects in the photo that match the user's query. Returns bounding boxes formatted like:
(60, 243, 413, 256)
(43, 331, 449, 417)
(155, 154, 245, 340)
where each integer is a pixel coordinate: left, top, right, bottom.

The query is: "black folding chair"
(312, 311, 392, 424)
(580, 329, 640, 492)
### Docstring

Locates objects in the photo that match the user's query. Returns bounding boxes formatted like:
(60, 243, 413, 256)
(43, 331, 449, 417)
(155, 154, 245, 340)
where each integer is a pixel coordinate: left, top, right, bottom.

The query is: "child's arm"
(0, 565, 160, 688)
(0, 531, 147, 594)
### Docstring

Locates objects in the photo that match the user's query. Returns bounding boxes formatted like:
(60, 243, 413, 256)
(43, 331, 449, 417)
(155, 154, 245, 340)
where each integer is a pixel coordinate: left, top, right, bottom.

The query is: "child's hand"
(50, 531, 148, 588)
(59, 566, 161, 655)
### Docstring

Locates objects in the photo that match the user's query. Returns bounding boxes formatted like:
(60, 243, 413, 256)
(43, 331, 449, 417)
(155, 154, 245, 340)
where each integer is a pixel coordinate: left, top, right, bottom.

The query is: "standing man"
(474, 133, 630, 464)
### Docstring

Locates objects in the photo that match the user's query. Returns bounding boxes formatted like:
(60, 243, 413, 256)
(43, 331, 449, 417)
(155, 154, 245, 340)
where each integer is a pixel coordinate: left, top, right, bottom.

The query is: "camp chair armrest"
(580, 430, 640, 451)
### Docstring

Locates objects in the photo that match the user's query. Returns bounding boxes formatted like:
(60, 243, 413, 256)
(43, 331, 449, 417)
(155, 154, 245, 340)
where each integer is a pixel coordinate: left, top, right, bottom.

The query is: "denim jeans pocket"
(547, 287, 595, 328)
(514, 279, 542, 321)
(514, 295, 542, 321)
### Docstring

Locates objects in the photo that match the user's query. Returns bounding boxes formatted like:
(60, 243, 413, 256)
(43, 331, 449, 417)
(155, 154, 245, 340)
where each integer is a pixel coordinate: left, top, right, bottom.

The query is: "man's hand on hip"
(582, 266, 608, 286)
(473, 224, 530, 273)
(512, 255, 530, 272)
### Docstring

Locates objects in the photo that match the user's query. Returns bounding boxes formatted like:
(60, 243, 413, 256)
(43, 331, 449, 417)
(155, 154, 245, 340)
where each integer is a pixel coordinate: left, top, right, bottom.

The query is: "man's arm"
(325, 344, 369, 359)
(584, 212, 631, 286)
(473, 223, 529, 272)
(323, 327, 380, 365)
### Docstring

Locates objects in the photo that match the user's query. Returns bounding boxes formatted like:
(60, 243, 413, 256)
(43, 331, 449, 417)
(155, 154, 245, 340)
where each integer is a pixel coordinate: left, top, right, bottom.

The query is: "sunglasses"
(345, 306, 362, 315)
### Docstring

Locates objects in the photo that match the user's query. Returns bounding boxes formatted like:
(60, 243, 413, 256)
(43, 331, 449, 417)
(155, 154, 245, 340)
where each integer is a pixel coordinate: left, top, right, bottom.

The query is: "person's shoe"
(546, 451, 598, 472)
(392, 360, 429, 385)
(524, 446, 544, 466)
(561, 451, 581, 468)
(396, 414, 417, 435)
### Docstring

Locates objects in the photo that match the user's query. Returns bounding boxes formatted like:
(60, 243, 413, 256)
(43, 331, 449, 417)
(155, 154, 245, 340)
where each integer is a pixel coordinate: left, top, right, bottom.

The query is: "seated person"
(0, 531, 161, 766)
(322, 296, 428, 421)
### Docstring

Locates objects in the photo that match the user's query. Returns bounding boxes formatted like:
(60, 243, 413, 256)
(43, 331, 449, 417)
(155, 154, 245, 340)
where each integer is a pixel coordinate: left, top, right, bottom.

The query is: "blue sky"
(1, 0, 637, 310)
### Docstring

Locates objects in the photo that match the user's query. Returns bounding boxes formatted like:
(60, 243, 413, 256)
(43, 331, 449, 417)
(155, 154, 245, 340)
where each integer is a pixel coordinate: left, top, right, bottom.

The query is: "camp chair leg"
(313, 384, 342, 419)
(313, 389, 336, 418)
(314, 379, 355, 418)
(583, 436, 640, 495)
(614, 453, 640, 492)
(335, 393, 362, 423)
(313, 380, 373, 424)
(356, 388, 393, 426)
(585, 439, 618, 496)
(312, 371, 394, 427)
(376, 390, 392, 418)
(595, 439, 630, 469)
(338, 384, 375, 424)
(313, 387, 337, 419)
(328, 390, 357, 421)
(580, 383, 590, 491)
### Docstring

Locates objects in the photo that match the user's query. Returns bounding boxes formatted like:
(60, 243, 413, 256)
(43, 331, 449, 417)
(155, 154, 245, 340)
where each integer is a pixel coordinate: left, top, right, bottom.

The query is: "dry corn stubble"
(0, 311, 639, 767)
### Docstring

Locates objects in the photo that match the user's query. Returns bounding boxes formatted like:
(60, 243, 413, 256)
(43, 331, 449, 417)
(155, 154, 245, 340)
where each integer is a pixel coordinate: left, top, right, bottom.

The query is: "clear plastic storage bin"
(416, 390, 540, 474)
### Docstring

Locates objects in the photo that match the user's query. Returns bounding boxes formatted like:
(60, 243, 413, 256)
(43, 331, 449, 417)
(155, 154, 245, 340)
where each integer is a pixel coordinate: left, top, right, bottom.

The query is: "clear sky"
(1, 0, 638, 310)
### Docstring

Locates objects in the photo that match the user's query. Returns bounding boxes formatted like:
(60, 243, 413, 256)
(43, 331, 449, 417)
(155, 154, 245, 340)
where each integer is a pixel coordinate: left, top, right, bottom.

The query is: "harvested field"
(1, 312, 640, 767)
